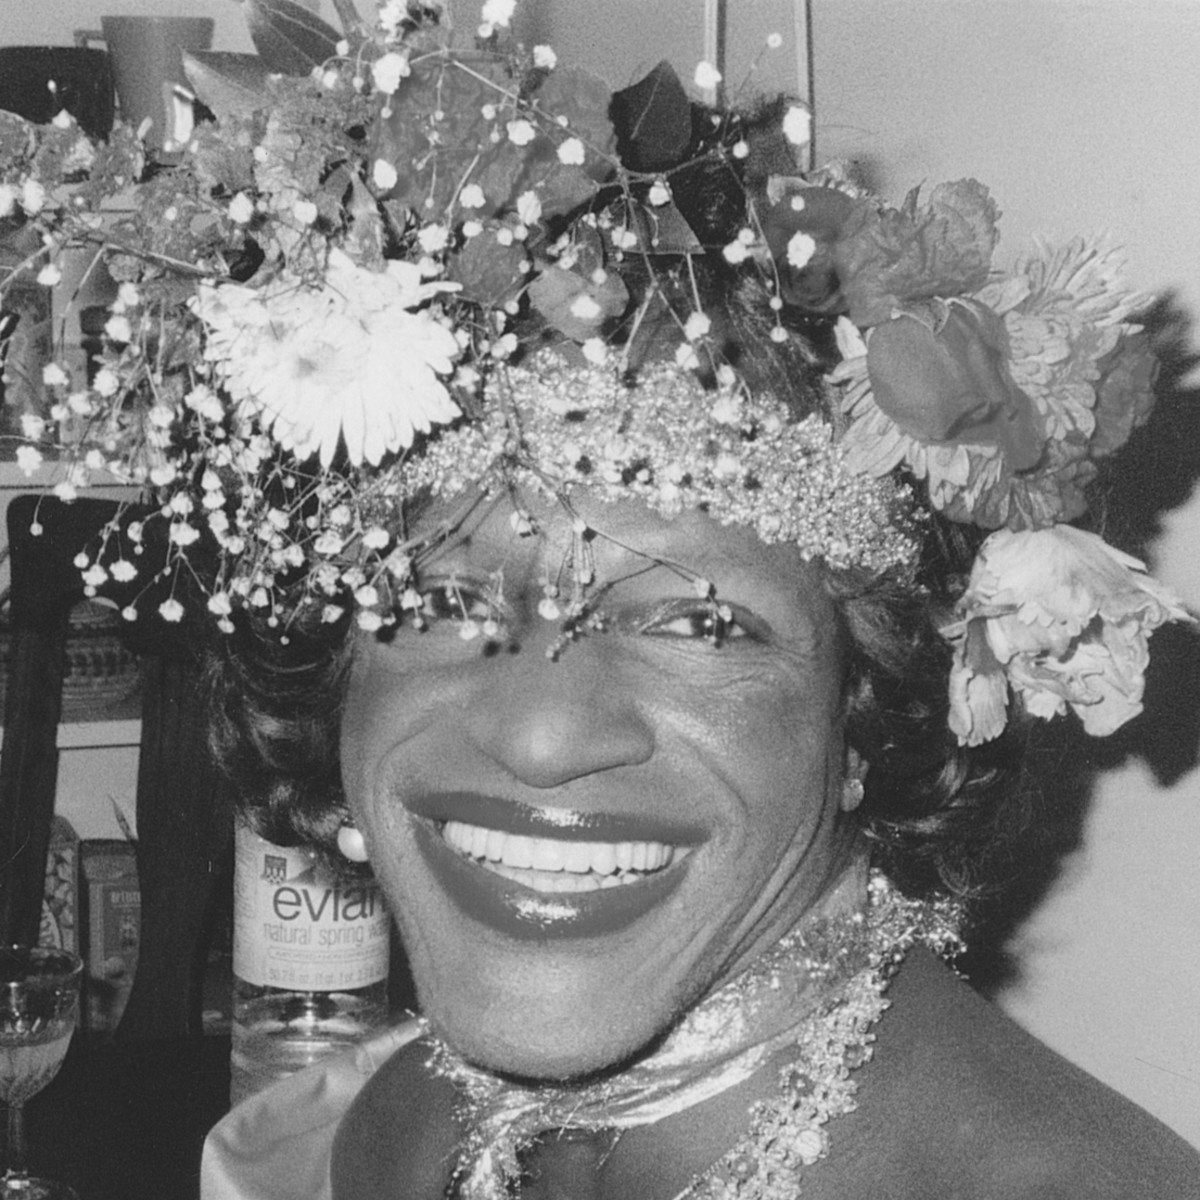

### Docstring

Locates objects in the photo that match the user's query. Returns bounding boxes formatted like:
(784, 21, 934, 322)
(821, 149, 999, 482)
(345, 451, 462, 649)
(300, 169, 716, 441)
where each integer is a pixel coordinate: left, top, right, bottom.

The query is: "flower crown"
(0, 0, 1187, 745)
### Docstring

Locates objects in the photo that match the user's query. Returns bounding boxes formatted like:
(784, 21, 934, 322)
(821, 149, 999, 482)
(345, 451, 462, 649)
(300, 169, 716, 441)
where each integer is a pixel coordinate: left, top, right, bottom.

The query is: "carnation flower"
(193, 250, 462, 467)
(865, 297, 1044, 468)
(944, 525, 1189, 744)
(838, 240, 1155, 531)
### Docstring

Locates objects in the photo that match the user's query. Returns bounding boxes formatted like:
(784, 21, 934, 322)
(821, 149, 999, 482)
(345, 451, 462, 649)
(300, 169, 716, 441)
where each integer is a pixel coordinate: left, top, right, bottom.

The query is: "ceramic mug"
(76, 16, 214, 151)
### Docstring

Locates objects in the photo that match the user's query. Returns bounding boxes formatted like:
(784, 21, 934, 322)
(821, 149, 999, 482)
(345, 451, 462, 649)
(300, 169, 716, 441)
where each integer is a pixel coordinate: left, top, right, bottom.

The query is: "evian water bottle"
(230, 821, 391, 1106)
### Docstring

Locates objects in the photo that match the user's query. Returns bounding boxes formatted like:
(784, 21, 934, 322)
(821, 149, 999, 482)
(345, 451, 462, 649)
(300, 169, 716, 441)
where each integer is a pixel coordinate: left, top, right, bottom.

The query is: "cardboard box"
(42, 815, 80, 955)
(80, 840, 140, 1037)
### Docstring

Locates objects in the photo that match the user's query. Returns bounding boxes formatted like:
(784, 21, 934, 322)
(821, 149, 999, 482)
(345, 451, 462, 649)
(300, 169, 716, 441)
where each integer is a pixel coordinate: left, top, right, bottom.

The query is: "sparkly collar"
(427, 870, 962, 1200)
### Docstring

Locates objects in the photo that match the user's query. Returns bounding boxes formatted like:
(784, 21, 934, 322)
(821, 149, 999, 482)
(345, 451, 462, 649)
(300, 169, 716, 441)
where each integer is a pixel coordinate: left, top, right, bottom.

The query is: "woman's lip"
(412, 820, 693, 941)
(402, 790, 705, 845)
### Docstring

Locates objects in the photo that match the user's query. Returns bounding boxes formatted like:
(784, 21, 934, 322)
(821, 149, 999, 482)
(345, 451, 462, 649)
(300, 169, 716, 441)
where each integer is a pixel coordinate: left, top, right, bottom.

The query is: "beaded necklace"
(431, 871, 961, 1200)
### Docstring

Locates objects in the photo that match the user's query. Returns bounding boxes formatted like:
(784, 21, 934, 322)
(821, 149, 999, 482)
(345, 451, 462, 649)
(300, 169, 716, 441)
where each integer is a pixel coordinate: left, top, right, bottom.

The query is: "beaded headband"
(397, 356, 921, 574)
(0, 0, 1187, 744)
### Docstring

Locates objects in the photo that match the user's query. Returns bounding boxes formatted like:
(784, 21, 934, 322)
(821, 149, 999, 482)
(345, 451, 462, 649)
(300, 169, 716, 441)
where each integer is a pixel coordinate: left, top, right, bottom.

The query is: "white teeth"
(441, 819, 686, 890)
(531, 838, 564, 871)
(563, 841, 592, 873)
(590, 842, 617, 875)
(485, 827, 505, 862)
(471, 823, 489, 859)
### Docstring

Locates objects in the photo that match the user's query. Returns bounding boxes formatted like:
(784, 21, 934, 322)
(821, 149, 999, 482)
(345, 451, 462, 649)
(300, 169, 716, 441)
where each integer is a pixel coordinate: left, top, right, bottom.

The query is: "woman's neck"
(331, 869, 959, 1200)
(331, 1036, 795, 1200)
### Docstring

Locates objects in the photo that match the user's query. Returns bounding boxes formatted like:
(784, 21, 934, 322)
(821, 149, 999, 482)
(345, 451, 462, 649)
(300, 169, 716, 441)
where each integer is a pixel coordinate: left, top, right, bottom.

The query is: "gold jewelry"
(431, 872, 962, 1200)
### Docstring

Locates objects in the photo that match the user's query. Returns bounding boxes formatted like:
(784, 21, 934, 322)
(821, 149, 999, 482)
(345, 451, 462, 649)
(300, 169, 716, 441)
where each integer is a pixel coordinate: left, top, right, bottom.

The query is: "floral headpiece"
(0, 0, 1187, 745)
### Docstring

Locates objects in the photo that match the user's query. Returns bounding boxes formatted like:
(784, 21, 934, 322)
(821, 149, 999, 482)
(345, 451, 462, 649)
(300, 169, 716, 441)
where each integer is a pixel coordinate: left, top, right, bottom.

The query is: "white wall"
(814, 0, 1200, 1150)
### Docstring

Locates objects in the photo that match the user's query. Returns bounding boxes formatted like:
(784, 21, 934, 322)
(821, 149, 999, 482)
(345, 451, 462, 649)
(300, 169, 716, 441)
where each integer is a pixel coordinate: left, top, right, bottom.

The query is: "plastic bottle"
(230, 821, 391, 1106)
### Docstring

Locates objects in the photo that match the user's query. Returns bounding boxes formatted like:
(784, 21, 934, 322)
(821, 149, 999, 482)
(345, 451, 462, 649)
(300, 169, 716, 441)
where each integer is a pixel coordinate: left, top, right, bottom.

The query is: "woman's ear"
(841, 746, 866, 813)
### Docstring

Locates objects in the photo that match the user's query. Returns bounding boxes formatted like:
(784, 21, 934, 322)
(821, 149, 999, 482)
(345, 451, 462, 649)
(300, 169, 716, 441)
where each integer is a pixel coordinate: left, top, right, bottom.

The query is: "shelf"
(1, 694, 143, 749)
(0, 460, 137, 492)
(57, 717, 141, 749)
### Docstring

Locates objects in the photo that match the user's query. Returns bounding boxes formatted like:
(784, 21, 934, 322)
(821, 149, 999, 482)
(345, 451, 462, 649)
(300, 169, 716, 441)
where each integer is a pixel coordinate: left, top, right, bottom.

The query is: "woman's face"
(340, 489, 857, 1079)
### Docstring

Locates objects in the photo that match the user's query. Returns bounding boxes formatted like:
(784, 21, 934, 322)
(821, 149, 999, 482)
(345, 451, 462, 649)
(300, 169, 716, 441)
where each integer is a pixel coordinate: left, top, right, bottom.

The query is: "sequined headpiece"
(0, 0, 1187, 744)
(399, 357, 920, 573)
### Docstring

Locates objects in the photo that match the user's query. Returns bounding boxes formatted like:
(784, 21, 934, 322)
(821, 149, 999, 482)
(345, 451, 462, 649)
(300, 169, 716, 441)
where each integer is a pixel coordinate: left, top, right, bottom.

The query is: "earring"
(337, 821, 369, 863)
(841, 777, 865, 813)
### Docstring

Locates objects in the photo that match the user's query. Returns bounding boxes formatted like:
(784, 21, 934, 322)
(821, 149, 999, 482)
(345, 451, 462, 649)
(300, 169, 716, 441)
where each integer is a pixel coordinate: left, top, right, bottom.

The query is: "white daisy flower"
(193, 250, 463, 467)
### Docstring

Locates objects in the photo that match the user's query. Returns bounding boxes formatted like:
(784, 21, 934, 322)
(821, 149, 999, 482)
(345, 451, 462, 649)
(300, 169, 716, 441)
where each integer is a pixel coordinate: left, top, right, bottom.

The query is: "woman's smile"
(400, 792, 703, 938)
(439, 818, 689, 890)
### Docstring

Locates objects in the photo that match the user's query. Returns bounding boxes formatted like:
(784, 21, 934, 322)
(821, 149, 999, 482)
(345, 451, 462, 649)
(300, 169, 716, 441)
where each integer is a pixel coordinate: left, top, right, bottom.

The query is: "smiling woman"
(199, 337, 1197, 1197)
(341, 493, 853, 1080)
(5, 0, 1197, 1195)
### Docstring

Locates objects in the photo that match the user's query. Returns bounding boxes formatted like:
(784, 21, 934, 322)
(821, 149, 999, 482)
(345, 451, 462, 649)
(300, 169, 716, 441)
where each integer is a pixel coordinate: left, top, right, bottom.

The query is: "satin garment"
(201, 1023, 421, 1200)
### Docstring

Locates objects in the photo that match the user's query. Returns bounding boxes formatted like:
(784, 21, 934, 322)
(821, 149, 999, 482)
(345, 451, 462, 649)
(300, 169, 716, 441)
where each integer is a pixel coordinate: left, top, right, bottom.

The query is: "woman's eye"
(637, 601, 750, 646)
(410, 579, 505, 633)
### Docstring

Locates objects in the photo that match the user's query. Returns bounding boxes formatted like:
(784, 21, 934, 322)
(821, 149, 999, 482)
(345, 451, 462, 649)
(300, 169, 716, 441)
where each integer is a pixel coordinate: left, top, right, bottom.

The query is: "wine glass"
(0, 946, 82, 1199)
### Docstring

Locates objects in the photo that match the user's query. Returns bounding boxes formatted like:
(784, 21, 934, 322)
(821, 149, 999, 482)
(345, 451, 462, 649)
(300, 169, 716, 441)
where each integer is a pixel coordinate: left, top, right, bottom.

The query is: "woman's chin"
(411, 944, 694, 1082)
(427, 1004, 667, 1083)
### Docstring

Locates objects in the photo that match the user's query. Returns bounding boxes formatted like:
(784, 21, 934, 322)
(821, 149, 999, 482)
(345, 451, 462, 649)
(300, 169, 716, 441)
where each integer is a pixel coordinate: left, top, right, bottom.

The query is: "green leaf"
(183, 52, 272, 123)
(620, 198, 702, 256)
(446, 236, 527, 310)
(238, 0, 342, 76)
(610, 61, 692, 172)
(0, 111, 35, 166)
(528, 266, 628, 342)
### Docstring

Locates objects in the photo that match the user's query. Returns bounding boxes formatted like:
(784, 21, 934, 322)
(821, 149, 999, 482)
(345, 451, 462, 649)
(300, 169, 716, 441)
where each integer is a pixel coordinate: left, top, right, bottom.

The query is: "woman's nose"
(464, 634, 656, 789)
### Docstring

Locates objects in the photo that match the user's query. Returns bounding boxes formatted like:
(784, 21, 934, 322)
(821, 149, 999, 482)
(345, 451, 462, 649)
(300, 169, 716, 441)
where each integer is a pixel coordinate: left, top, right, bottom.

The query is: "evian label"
(233, 824, 389, 991)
